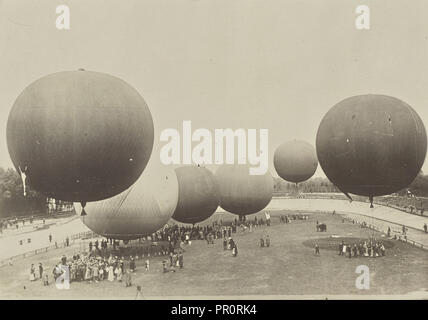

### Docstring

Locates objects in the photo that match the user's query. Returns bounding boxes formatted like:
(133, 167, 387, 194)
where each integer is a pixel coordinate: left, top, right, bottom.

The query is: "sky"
(0, 0, 428, 178)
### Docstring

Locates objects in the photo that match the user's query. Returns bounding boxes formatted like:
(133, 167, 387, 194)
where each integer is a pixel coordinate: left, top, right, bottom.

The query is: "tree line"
(273, 176, 341, 194)
(273, 172, 428, 197)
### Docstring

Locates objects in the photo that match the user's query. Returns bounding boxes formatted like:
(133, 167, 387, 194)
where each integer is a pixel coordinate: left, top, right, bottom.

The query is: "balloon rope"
(18, 166, 28, 197)
(103, 184, 136, 234)
(117, 184, 135, 210)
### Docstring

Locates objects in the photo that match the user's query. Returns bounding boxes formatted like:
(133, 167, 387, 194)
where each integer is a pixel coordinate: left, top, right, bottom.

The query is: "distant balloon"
(274, 140, 318, 183)
(7, 70, 154, 204)
(172, 166, 220, 224)
(77, 166, 178, 240)
(316, 94, 427, 203)
(215, 164, 273, 216)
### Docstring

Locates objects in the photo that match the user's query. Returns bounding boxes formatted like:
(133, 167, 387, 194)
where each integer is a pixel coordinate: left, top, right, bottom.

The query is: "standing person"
(169, 252, 173, 267)
(315, 243, 320, 255)
(162, 260, 168, 273)
(29, 264, 36, 281)
(92, 264, 99, 282)
(99, 264, 104, 280)
(260, 237, 265, 248)
(265, 235, 270, 247)
(108, 265, 114, 282)
(89, 241, 93, 252)
(49, 234, 52, 243)
(43, 273, 49, 286)
(85, 265, 92, 282)
(52, 264, 58, 282)
(125, 269, 132, 287)
(352, 244, 358, 257)
(232, 244, 238, 257)
(178, 252, 183, 269)
(66, 237, 70, 247)
(115, 265, 123, 282)
(130, 257, 136, 272)
(145, 259, 150, 272)
(229, 238, 235, 250)
(424, 223, 427, 234)
(38, 263, 43, 280)
(265, 211, 271, 227)
(223, 237, 227, 250)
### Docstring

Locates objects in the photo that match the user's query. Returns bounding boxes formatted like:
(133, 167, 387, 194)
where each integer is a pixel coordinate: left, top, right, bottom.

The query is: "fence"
(0, 230, 98, 268)
(0, 232, 176, 268)
(76, 240, 173, 260)
(341, 213, 427, 251)
(273, 194, 428, 218)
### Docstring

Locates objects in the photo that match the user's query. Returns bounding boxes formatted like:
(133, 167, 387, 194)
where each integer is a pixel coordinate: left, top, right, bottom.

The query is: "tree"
(0, 167, 47, 218)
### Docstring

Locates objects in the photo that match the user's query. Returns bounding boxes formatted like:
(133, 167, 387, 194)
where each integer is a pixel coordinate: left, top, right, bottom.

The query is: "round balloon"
(172, 166, 219, 224)
(76, 166, 178, 240)
(7, 70, 154, 202)
(215, 164, 273, 215)
(274, 140, 318, 183)
(316, 94, 427, 197)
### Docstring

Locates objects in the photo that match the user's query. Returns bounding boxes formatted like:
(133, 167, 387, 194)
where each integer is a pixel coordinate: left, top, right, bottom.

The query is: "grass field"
(0, 211, 427, 299)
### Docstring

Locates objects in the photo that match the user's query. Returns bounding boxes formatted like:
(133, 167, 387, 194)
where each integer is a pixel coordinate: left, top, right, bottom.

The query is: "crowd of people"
(53, 253, 137, 286)
(29, 216, 265, 285)
(278, 214, 309, 224)
(338, 239, 386, 258)
(30, 252, 143, 288)
(162, 250, 185, 272)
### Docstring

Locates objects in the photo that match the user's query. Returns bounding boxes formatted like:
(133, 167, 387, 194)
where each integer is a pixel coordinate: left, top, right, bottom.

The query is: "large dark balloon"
(7, 70, 154, 202)
(274, 140, 318, 183)
(172, 166, 220, 224)
(316, 94, 427, 198)
(215, 164, 273, 215)
(76, 166, 178, 240)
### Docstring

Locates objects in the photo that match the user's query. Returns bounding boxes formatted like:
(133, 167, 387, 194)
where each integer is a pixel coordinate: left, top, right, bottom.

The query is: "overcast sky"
(0, 0, 427, 178)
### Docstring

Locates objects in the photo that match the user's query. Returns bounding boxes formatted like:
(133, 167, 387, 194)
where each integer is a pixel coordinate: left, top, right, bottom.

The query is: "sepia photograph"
(0, 0, 427, 303)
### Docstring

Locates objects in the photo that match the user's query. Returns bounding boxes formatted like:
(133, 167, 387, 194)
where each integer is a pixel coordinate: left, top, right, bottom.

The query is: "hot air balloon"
(215, 164, 273, 217)
(273, 140, 318, 185)
(316, 94, 427, 207)
(76, 165, 178, 240)
(7, 70, 154, 213)
(172, 166, 219, 224)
